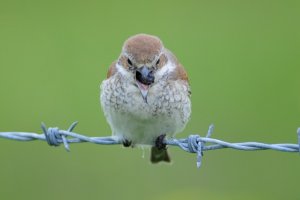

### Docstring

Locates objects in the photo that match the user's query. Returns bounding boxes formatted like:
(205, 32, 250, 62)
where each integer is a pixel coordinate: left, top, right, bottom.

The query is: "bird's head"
(117, 34, 170, 102)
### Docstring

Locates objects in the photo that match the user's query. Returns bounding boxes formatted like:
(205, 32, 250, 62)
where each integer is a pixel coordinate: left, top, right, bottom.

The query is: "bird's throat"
(136, 81, 150, 103)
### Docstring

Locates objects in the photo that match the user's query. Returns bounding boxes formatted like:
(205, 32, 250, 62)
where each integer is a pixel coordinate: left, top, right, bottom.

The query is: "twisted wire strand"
(0, 122, 299, 168)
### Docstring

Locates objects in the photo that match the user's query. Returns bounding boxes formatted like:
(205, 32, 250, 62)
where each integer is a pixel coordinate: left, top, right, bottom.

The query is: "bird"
(100, 34, 191, 163)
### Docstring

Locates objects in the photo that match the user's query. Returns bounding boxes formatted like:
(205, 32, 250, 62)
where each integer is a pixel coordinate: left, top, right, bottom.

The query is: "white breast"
(100, 64, 191, 145)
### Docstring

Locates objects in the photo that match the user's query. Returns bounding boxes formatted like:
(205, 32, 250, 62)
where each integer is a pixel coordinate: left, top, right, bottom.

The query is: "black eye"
(127, 58, 132, 66)
(156, 59, 160, 65)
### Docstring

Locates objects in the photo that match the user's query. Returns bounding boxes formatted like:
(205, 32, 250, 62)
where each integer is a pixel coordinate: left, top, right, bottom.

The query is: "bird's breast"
(101, 74, 191, 125)
(100, 74, 191, 144)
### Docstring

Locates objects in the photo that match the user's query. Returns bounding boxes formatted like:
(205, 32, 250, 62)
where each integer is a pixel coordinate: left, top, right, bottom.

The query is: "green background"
(0, 0, 299, 199)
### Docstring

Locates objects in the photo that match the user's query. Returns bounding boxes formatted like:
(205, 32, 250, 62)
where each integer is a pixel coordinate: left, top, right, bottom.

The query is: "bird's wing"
(164, 48, 191, 95)
(164, 48, 189, 82)
(106, 61, 117, 79)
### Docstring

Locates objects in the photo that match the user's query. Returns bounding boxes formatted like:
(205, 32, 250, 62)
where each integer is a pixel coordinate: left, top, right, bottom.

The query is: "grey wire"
(0, 122, 299, 168)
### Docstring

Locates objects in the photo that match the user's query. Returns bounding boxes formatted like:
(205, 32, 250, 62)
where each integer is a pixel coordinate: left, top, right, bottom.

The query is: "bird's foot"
(122, 139, 132, 147)
(155, 134, 167, 150)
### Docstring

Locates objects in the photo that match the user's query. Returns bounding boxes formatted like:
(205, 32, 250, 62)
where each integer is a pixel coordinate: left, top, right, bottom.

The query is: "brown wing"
(176, 63, 189, 82)
(164, 49, 189, 82)
(106, 61, 117, 79)
(164, 49, 191, 95)
(176, 63, 191, 95)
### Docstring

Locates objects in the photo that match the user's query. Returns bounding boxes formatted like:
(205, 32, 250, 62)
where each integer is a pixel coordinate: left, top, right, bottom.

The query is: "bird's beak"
(135, 66, 154, 103)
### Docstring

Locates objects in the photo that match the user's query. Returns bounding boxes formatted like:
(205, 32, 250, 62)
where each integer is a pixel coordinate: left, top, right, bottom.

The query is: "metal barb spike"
(41, 122, 47, 135)
(206, 124, 214, 138)
(68, 121, 79, 132)
(297, 128, 300, 154)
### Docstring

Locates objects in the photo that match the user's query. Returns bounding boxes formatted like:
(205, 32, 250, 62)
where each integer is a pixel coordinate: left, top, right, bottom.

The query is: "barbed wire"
(0, 122, 299, 168)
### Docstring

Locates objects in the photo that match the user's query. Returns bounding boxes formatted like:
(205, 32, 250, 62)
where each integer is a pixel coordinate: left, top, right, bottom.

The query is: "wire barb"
(297, 128, 300, 154)
(0, 122, 299, 168)
(41, 122, 79, 152)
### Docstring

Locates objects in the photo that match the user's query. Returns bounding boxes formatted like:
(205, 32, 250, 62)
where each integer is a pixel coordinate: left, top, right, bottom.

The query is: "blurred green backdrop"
(0, 0, 299, 199)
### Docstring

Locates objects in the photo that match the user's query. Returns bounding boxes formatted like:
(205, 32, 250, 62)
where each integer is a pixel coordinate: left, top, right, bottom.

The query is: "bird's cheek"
(153, 69, 165, 81)
(153, 74, 162, 83)
(129, 73, 136, 83)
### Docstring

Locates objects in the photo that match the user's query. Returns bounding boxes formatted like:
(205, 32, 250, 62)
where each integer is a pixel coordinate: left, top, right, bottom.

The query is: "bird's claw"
(155, 134, 167, 150)
(122, 139, 132, 147)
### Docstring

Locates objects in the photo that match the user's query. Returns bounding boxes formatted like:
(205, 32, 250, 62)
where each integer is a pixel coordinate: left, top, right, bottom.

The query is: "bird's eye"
(127, 58, 132, 66)
(156, 59, 160, 65)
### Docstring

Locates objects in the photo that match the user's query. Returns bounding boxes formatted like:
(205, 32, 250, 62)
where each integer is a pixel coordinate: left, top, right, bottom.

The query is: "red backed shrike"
(100, 34, 191, 163)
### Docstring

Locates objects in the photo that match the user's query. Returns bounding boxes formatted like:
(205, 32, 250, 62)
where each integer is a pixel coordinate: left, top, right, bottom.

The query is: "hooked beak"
(135, 66, 154, 103)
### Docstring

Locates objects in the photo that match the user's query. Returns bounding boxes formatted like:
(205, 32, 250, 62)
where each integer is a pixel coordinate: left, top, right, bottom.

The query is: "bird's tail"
(150, 146, 171, 163)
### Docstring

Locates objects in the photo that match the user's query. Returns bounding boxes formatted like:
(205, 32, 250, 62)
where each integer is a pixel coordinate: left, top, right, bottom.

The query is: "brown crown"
(122, 34, 163, 64)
